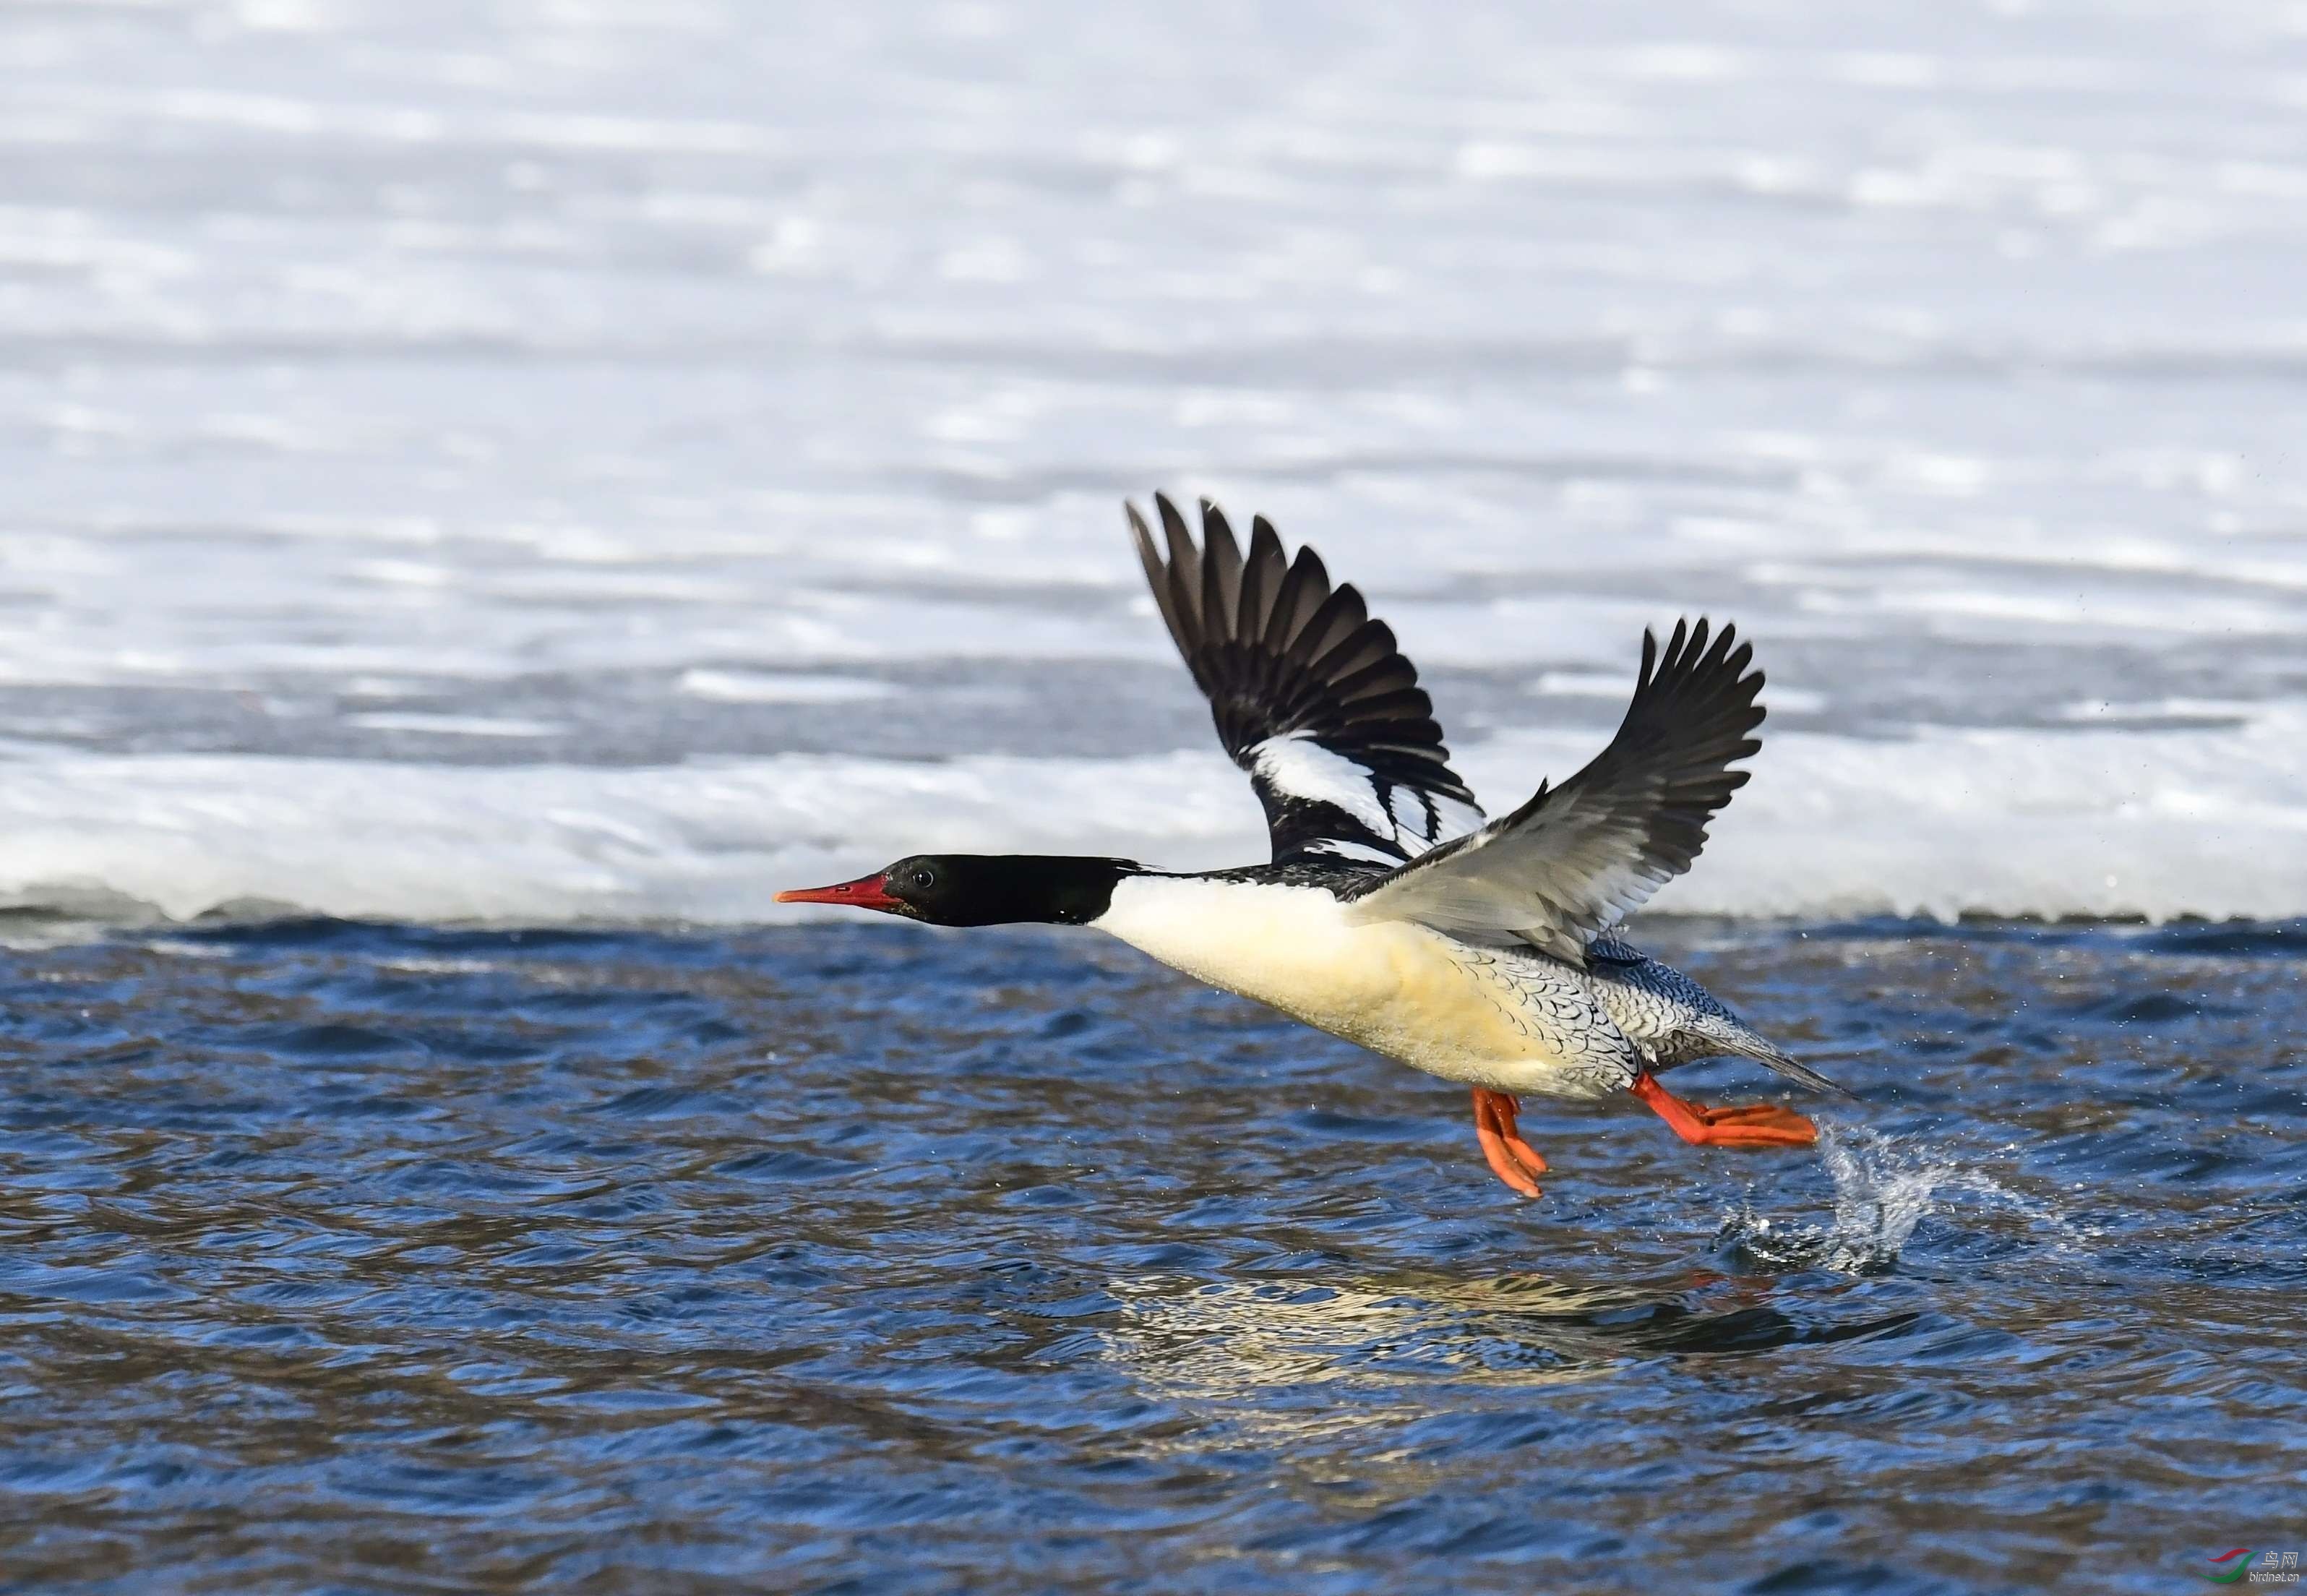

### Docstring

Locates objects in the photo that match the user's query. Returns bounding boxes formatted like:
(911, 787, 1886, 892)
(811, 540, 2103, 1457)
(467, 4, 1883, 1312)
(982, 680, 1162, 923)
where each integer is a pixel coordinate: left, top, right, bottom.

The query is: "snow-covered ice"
(2, 1, 2306, 924)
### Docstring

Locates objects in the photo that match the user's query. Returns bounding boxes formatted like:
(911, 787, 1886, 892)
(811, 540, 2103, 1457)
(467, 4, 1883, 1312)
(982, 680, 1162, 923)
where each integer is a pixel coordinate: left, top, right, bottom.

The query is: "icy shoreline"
(4, 700, 2300, 927)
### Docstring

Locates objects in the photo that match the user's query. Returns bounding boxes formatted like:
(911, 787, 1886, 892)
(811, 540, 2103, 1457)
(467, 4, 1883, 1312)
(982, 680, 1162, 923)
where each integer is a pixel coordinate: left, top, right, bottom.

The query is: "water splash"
(1719, 1122, 2079, 1274)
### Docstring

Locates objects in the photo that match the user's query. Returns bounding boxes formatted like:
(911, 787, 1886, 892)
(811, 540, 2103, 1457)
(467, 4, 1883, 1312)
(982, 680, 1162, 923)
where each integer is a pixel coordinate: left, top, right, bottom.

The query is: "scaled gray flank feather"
(1587, 935, 1853, 1096)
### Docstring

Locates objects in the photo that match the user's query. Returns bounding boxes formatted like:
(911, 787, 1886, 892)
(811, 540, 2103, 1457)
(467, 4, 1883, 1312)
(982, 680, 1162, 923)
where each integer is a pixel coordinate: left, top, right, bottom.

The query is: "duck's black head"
(775, 854, 1143, 927)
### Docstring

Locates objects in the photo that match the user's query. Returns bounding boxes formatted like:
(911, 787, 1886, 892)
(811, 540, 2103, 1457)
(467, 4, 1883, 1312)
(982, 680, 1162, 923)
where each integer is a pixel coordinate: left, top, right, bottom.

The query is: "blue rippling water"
(0, 914, 2300, 1593)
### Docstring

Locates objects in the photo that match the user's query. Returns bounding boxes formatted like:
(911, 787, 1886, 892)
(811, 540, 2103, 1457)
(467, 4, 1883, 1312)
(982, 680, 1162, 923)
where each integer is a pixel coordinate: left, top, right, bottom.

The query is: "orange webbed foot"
(1472, 1086, 1547, 1198)
(1631, 1072, 1818, 1149)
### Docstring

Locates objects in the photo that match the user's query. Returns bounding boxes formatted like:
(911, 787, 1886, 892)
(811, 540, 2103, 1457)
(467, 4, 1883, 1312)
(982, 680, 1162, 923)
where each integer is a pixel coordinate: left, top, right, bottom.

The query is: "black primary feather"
(1127, 493, 1482, 864)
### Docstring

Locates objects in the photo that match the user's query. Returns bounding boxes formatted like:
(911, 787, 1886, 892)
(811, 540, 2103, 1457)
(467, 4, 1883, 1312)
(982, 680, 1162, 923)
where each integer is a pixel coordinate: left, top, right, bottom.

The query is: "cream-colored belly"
(1096, 877, 1633, 1098)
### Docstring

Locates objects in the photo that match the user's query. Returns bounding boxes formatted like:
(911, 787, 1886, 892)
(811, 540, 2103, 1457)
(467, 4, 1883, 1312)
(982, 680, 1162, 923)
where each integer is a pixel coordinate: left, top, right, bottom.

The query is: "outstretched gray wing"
(1343, 619, 1763, 960)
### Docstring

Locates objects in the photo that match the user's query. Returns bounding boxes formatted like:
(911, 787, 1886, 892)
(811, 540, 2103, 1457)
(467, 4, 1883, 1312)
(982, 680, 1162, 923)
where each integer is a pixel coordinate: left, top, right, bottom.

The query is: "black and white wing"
(1128, 493, 1485, 865)
(1344, 619, 1763, 961)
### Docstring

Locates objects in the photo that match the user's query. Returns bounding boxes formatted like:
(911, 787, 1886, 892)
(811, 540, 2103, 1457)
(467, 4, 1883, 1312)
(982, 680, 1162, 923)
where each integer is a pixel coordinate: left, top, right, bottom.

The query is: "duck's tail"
(1729, 1033, 1858, 1099)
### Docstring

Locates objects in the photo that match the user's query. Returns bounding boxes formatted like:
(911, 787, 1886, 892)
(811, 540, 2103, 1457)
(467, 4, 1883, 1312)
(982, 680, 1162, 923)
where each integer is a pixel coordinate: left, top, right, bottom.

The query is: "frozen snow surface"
(4, 0, 2307, 924)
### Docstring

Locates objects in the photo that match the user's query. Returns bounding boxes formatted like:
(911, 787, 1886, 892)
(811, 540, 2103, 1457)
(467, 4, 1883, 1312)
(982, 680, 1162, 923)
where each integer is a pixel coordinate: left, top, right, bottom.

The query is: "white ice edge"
(1, 707, 2302, 927)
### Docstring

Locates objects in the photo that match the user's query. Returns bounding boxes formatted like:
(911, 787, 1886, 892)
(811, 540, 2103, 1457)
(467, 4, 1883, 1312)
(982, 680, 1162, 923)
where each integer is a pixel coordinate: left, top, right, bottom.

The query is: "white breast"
(1092, 876, 1635, 1097)
(1096, 876, 1401, 1023)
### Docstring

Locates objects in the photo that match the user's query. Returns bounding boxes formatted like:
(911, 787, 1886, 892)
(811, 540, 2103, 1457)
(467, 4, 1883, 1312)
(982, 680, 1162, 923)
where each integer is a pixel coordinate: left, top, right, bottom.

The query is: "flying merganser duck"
(778, 495, 1850, 1199)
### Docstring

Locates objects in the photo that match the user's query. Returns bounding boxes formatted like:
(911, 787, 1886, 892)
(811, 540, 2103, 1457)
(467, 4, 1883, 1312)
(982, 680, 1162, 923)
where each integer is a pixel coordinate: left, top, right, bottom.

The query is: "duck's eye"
(911, 867, 937, 890)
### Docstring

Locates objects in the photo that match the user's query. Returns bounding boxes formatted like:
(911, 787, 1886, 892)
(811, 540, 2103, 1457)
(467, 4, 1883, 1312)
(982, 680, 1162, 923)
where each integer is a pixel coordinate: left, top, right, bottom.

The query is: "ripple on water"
(0, 917, 2298, 1593)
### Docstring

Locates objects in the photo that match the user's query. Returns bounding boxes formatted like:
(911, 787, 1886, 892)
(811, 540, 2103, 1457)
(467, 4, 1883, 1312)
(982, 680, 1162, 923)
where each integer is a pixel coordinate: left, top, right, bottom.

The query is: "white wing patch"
(1386, 784, 1429, 838)
(1251, 729, 1490, 859)
(1422, 791, 1487, 846)
(1310, 837, 1405, 866)
(1250, 732, 1396, 838)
